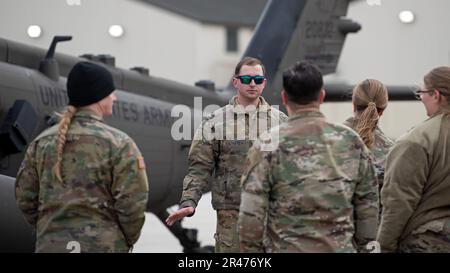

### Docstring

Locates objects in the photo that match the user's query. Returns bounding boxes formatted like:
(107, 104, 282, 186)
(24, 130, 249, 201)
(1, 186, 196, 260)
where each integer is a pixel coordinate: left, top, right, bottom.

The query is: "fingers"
(165, 210, 183, 226)
(165, 213, 178, 226)
(165, 216, 174, 226)
(165, 207, 194, 226)
(165, 213, 180, 226)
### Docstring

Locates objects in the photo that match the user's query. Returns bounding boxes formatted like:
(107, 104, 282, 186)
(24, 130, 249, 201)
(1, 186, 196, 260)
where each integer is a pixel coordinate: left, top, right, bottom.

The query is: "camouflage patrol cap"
(67, 61, 115, 107)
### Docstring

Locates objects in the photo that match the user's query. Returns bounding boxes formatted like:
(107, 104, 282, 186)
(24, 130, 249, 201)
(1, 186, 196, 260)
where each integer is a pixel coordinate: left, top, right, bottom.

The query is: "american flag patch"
(137, 156, 146, 170)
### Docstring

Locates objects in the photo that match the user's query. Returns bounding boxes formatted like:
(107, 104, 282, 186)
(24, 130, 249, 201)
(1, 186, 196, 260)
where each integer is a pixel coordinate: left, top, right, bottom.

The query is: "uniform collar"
(74, 109, 104, 122)
(228, 95, 271, 114)
(288, 108, 324, 122)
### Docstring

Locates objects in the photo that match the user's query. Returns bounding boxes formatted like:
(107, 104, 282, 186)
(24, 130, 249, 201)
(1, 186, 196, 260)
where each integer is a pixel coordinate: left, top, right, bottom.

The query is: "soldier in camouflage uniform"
(343, 79, 394, 185)
(377, 66, 450, 253)
(238, 61, 379, 253)
(15, 62, 148, 253)
(166, 57, 287, 253)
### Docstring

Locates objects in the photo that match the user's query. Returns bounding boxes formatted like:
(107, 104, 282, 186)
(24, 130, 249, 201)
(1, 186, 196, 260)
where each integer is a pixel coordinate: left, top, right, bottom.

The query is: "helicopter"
(0, 0, 416, 252)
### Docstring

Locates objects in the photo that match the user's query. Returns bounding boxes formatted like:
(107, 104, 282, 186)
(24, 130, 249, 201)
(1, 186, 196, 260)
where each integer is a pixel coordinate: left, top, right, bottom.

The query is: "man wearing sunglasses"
(166, 57, 287, 253)
(378, 66, 450, 253)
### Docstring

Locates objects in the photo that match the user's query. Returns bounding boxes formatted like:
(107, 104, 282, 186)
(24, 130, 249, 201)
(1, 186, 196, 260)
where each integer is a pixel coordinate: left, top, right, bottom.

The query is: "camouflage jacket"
(179, 96, 287, 212)
(239, 109, 379, 253)
(377, 107, 450, 252)
(343, 117, 394, 184)
(15, 110, 149, 253)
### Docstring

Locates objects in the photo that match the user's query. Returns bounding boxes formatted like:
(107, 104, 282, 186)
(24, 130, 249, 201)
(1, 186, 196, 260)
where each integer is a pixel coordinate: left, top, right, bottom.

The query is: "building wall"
(322, 0, 450, 139)
(195, 24, 254, 88)
(0, 0, 250, 87)
(333, 0, 450, 85)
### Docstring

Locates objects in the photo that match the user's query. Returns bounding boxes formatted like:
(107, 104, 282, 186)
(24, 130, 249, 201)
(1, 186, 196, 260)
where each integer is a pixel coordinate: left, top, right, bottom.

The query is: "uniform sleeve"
(353, 145, 379, 252)
(238, 143, 271, 253)
(377, 141, 426, 252)
(111, 138, 149, 247)
(15, 141, 39, 226)
(179, 121, 216, 212)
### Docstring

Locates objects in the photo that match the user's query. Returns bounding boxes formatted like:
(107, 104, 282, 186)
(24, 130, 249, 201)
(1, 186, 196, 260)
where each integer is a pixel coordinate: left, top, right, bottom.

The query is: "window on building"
(226, 26, 238, 52)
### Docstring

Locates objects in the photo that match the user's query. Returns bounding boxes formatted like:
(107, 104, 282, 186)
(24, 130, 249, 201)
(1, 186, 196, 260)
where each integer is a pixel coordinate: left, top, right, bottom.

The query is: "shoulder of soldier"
(201, 105, 228, 125)
(206, 105, 226, 118)
(306, 119, 367, 152)
(253, 122, 288, 154)
(333, 121, 369, 149)
(34, 124, 59, 142)
(320, 121, 376, 165)
(269, 106, 288, 121)
(330, 121, 361, 137)
(282, 117, 361, 141)
(396, 113, 443, 147)
(277, 119, 361, 144)
(258, 96, 287, 118)
(40, 119, 134, 149)
(90, 121, 135, 146)
(375, 128, 395, 148)
(21, 127, 53, 158)
(342, 116, 355, 129)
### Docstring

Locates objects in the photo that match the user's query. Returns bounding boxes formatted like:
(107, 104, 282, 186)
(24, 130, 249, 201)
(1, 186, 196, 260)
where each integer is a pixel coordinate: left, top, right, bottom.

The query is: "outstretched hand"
(165, 207, 195, 226)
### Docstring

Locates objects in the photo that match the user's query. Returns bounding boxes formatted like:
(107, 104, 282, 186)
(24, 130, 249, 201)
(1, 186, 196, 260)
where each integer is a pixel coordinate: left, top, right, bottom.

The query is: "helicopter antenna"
(38, 36, 72, 81)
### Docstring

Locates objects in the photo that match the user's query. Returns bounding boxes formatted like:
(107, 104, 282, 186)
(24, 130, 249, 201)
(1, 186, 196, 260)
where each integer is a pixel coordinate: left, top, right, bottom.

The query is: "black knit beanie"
(67, 61, 115, 107)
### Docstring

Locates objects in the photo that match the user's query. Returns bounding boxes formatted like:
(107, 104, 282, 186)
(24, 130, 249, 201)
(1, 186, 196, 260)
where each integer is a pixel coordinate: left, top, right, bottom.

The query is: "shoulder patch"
(137, 156, 146, 170)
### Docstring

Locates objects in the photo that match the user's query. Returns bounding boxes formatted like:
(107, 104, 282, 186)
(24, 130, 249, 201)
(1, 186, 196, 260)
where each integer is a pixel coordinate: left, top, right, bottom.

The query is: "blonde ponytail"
(356, 102, 379, 148)
(53, 105, 77, 182)
(352, 79, 388, 149)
